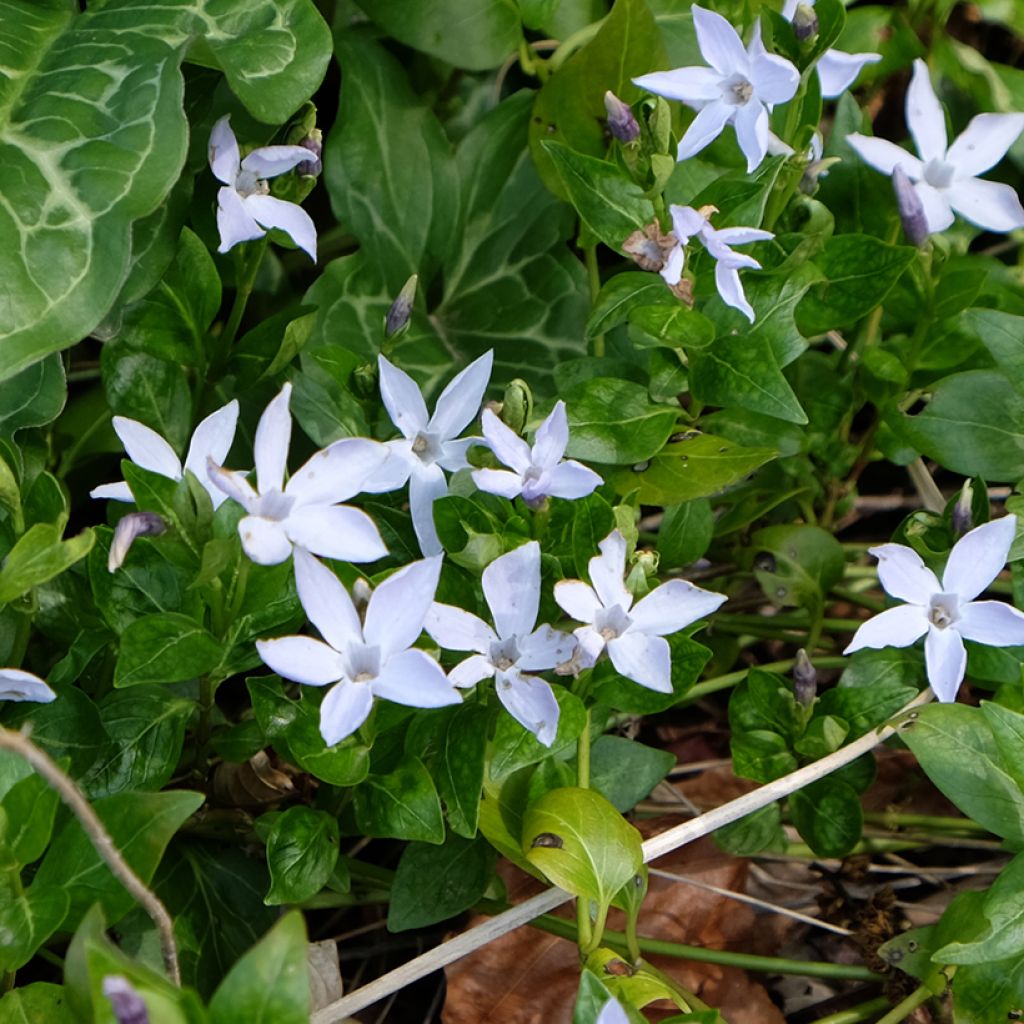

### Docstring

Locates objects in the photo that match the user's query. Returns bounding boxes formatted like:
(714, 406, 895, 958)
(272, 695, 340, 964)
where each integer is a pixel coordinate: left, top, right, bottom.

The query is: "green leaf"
(0, 983, 76, 1024)
(0, 355, 66, 436)
(564, 379, 679, 464)
(542, 143, 655, 253)
(959, 307, 1024, 391)
(0, 873, 69, 972)
(588, 736, 675, 812)
(264, 806, 339, 906)
(388, 834, 496, 931)
(0, 523, 94, 605)
(749, 524, 845, 611)
(606, 432, 776, 505)
(789, 778, 863, 857)
(490, 687, 587, 781)
(436, 703, 490, 838)
(529, 0, 666, 197)
(729, 669, 801, 741)
(731, 729, 797, 783)
(208, 912, 309, 1024)
(657, 500, 713, 569)
(591, 634, 712, 713)
(34, 789, 204, 929)
(629, 303, 717, 350)
(715, 803, 787, 856)
(1, 771, 61, 864)
(523, 786, 643, 915)
(114, 612, 221, 687)
(571, 493, 616, 579)
(816, 683, 917, 738)
(981, 702, 1024, 792)
(901, 703, 1024, 845)
(905, 370, 1024, 481)
(355, 0, 522, 70)
(353, 758, 445, 844)
(587, 274, 672, 339)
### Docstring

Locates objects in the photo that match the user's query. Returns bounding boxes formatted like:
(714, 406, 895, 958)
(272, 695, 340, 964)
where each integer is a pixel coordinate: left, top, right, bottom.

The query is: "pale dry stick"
(906, 458, 945, 513)
(312, 688, 933, 1024)
(0, 726, 181, 985)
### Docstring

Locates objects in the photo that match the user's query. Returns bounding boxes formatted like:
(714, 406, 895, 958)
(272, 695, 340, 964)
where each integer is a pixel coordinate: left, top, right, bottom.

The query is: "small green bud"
(500, 379, 533, 435)
(352, 362, 379, 400)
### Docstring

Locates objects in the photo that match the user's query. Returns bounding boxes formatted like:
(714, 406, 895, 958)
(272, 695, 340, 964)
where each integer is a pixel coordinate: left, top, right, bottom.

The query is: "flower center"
(489, 637, 520, 672)
(922, 158, 955, 190)
(723, 74, 754, 106)
(345, 642, 381, 683)
(234, 169, 269, 198)
(594, 604, 632, 641)
(255, 489, 295, 522)
(411, 431, 443, 465)
(928, 593, 960, 630)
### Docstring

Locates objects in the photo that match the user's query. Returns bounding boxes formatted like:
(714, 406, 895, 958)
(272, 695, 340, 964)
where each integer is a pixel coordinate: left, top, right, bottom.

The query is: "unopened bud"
(351, 362, 378, 400)
(892, 165, 929, 246)
(296, 128, 323, 177)
(385, 274, 417, 338)
(793, 3, 819, 40)
(500, 379, 532, 435)
(793, 648, 817, 706)
(108, 513, 166, 572)
(352, 577, 372, 616)
(604, 91, 640, 145)
(625, 550, 659, 599)
(952, 481, 974, 538)
(102, 976, 149, 1024)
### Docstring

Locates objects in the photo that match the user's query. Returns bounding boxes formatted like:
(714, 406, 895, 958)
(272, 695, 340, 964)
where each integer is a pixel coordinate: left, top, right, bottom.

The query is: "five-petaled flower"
(661, 204, 773, 322)
(473, 402, 602, 507)
(847, 59, 1024, 235)
(257, 549, 460, 746)
(844, 516, 1024, 702)
(425, 541, 576, 746)
(208, 383, 388, 566)
(209, 115, 318, 260)
(367, 352, 493, 557)
(555, 530, 727, 693)
(91, 401, 239, 510)
(633, 5, 799, 172)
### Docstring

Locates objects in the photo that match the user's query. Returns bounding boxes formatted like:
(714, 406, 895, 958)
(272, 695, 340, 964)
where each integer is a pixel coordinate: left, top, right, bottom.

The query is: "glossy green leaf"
(816, 683, 917, 738)
(715, 802, 787, 856)
(591, 634, 712, 713)
(0, 523, 94, 605)
(490, 687, 587, 782)
(587, 274, 672, 339)
(114, 612, 221, 687)
(789, 778, 863, 857)
(0, 771, 60, 864)
(0, 356, 66, 436)
(731, 729, 797, 783)
(749, 524, 845, 611)
(264, 806, 339, 906)
(0, 983, 76, 1024)
(353, 758, 445, 844)
(588, 736, 675, 812)
(436, 703, 490, 838)
(657, 499, 713, 569)
(981, 702, 1024, 792)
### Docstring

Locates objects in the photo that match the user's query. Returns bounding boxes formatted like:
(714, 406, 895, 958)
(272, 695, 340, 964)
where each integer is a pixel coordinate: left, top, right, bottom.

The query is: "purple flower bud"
(102, 976, 149, 1024)
(604, 91, 640, 145)
(892, 165, 929, 246)
(952, 482, 974, 538)
(108, 512, 166, 572)
(385, 274, 417, 338)
(793, 648, 817, 706)
(793, 3, 819, 41)
(296, 128, 322, 177)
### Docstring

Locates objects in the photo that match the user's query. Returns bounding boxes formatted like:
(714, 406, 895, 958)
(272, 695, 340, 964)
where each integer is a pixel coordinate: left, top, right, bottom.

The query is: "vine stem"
(310, 688, 933, 1023)
(0, 726, 180, 985)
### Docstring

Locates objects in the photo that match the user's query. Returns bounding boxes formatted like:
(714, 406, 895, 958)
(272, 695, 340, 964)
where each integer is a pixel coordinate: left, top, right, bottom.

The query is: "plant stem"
(684, 656, 848, 702)
(0, 727, 180, 985)
(874, 983, 937, 1024)
(576, 707, 593, 951)
(216, 238, 268, 371)
(863, 810, 987, 833)
(806, 997, 893, 1024)
(585, 245, 605, 357)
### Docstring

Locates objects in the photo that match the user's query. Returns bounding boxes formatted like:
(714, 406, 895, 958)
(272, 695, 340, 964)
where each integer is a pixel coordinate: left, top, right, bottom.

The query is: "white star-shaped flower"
(472, 402, 602, 507)
(91, 401, 239, 510)
(781, 0, 881, 98)
(0, 669, 56, 704)
(661, 204, 773, 322)
(424, 541, 576, 746)
(209, 115, 318, 260)
(257, 549, 460, 745)
(367, 352, 493, 557)
(207, 383, 388, 566)
(845, 515, 1024, 702)
(554, 530, 727, 693)
(847, 59, 1024, 235)
(632, 5, 799, 172)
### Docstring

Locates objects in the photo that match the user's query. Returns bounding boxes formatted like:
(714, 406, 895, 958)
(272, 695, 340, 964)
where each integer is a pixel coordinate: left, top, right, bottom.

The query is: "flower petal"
(692, 4, 749, 76)
(815, 49, 881, 99)
(913, 181, 955, 234)
(869, 542, 941, 604)
(481, 408, 532, 474)
(207, 462, 259, 511)
(517, 625, 577, 672)
(942, 515, 1016, 601)
(409, 463, 448, 557)
(364, 556, 443, 659)
(287, 438, 388, 507)
(437, 436, 481, 473)
(285, 505, 388, 563)
(947, 113, 1024, 178)
(670, 204, 707, 241)
(0, 668, 56, 703)
(925, 624, 967, 702)
(216, 186, 265, 253)
(449, 654, 495, 688)
(319, 680, 374, 746)
(484, 541, 541, 640)
(208, 115, 240, 185)
(575, 625, 606, 667)
(846, 134, 924, 178)
(184, 401, 239, 507)
(633, 66, 723, 105)
(238, 516, 293, 565)
(843, 604, 929, 653)
(590, 530, 632, 611)
(363, 440, 415, 492)
(293, 547, 363, 652)
(533, 401, 570, 469)
(372, 647, 460, 708)
(254, 383, 292, 496)
(112, 417, 181, 479)
(749, 52, 800, 105)
(957, 601, 1024, 647)
(240, 144, 314, 179)
(378, 356, 430, 440)
(676, 100, 733, 162)
(660, 242, 685, 285)
(495, 669, 560, 747)
(243, 194, 317, 262)
(554, 580, 601, 624)
(714, 226, 773, 247)
(256, 636, 345, 686)
(906, 59, 947, 164)
(714, 263, 755, 322)
(473, 468, 524, 499)
(423, 602, 495, 653)
(538, 461, 602, 501)
(733, 99, 769, 173)
(946, 177, 1024, 234)
(429, 350, 494, 440)
(630, 578, 727, 636)
(90, 481, 133, 502)
(608, 631, 673, 693)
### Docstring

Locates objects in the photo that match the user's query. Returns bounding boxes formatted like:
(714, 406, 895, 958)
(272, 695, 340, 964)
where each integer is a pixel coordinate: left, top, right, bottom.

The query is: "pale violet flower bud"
(0, 668, 56, 704)
(845, 516, 1024, 702)
(892, 164, 929, 246)
(952, 482, 974, 539)
(296, 128, 323, 177)
(385, 274, 417, 338)
(102, 976, 148, 1024)
(108, 512, 166, 572)
(848, 60, 1024, 234)
(793, 648, 817, 705)
(792, 3, 818, 41)
(782, 0, 880, 96)
(604, 91, 640, 144)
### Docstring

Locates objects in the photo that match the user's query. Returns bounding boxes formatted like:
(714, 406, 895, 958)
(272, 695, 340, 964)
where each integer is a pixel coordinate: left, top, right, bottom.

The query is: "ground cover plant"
(2, 0, 1024, 1020)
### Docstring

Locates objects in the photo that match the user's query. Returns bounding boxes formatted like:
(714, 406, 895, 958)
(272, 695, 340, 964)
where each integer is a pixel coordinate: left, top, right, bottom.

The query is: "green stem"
(576, 706, 593, 953)
(531, 914, 882, 981)
(806, 997, 892, 1024)
(639, 959, 712, 1013)
(684, 657, 848, 702)
(217, 238, 268, 370)
(874, 983, 937, 1024)
(862, 810, 988, 833)
(577, 708, 592, 789)
(829, 587, 885, 613)
(584, 245, 604, 358)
